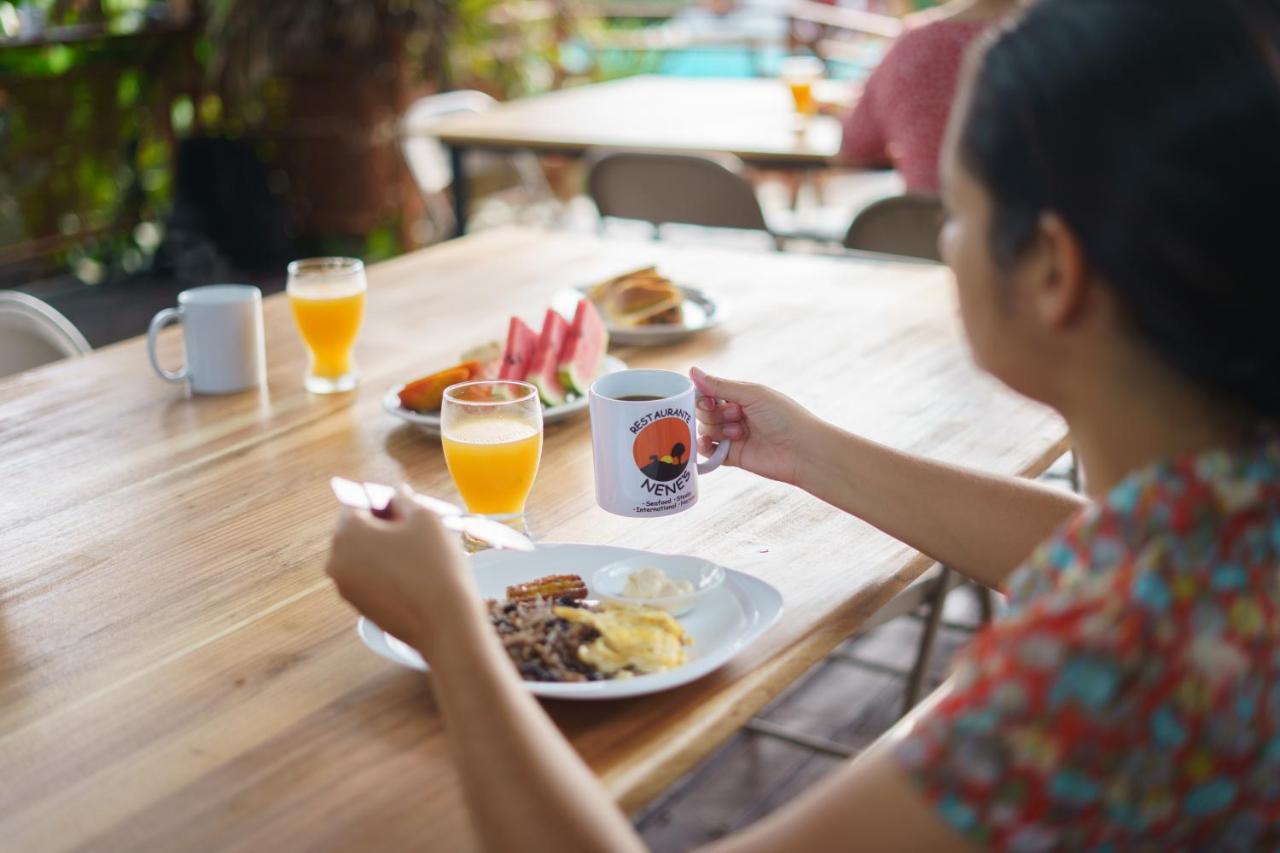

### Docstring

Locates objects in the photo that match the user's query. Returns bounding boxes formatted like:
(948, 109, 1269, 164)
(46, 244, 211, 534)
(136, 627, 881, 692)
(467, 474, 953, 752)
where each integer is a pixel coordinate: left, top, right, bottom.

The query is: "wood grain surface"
(430, 76, 847, 166)
(0, 227, 1066, 851)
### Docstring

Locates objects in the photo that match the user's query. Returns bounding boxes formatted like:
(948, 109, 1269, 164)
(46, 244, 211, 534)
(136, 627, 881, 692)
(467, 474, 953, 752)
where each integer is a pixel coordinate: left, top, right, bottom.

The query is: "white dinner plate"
(553, 286, 723, 347)
(383, 355, 627, 437)
(357, 543, 783, 700)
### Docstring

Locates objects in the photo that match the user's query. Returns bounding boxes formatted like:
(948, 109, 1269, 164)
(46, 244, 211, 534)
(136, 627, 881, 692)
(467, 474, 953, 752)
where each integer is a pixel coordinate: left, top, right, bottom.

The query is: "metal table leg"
(449, 144, 469, 238)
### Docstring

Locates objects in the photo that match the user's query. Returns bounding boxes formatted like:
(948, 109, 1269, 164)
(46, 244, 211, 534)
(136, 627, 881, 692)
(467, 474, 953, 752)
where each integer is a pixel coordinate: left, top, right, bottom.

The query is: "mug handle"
(147, 307, 189, 383)
(695, 392, 732, 474)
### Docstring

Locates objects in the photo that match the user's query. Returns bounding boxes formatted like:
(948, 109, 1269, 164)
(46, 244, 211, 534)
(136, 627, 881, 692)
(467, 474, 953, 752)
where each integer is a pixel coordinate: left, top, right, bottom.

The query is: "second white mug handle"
(147, 307, 189, 383)
(695, 392, 732, 474)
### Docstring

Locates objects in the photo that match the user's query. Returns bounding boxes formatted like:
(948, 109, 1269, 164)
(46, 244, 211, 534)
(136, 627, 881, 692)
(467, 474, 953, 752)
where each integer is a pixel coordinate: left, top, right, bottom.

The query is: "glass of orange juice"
(781, 56, 824, 121)
(287, 257, 366, 394)
(441, 380, 544, 539)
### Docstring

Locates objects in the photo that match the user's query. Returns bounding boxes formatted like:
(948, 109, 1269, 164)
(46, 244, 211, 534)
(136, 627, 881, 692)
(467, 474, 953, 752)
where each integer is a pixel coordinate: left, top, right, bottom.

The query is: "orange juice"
(289, 289, 365, 377)
(442, 417, 543, 516)
(788, 80, 816, 115)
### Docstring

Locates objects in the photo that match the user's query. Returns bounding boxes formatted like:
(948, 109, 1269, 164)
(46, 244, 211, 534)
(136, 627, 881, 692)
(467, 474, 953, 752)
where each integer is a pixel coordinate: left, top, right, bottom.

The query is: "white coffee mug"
(588, 369, 731, 518)
(147, 285, 266, 394)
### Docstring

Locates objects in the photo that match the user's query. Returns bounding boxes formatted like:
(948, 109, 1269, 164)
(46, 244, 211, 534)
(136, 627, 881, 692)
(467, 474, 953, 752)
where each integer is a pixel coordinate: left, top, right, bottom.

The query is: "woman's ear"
(1021, 212, 1090, 330)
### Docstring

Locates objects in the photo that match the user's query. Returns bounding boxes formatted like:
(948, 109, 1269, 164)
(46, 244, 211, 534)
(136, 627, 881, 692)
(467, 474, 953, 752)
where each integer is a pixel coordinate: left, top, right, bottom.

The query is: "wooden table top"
(430, 76, 848, 166)
(0, 228, 1066, 851)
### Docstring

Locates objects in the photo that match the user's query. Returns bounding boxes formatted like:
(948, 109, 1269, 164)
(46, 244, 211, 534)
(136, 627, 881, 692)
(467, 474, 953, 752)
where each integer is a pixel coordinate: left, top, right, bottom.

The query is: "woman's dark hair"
(958, 0, 1280, 419)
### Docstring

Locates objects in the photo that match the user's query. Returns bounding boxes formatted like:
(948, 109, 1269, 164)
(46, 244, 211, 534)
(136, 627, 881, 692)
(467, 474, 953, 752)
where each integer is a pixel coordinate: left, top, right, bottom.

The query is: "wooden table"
(431, 76, 849, 235)
(0, 228, 1066, 851)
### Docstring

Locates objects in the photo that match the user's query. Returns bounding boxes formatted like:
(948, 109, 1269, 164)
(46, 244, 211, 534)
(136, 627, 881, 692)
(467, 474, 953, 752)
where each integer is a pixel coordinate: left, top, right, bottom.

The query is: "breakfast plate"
(357, 543, 783, 700)
(553, 286, 722, 347)
(383, 355, 628, 436)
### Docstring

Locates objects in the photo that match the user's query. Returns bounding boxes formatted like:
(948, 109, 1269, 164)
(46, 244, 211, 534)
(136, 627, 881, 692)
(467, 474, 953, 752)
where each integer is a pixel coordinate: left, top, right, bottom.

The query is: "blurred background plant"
(0, 0, 582, 291)
(0, 0, 928, 296)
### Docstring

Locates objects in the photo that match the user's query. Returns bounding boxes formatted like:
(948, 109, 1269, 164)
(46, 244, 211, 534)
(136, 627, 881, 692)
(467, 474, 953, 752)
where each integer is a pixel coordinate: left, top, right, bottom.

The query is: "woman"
(326, 1, 1280, 848)
(841, 0, 1021, 192)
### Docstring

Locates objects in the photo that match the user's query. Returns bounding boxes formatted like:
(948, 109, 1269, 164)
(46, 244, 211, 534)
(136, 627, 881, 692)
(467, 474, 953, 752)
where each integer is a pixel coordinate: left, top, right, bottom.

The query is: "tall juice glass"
(441, 381, 544, 532)
(287, 257, 366, 394)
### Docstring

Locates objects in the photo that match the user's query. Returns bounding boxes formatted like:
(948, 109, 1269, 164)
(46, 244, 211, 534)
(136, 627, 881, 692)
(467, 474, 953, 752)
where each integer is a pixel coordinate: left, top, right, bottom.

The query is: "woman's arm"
(800, 419, 1083, 587)
(327, 498, 643, 853)
(707, 684, 977, 853)
(325, 496, 975, 853)
(692, 368, 1085, 588)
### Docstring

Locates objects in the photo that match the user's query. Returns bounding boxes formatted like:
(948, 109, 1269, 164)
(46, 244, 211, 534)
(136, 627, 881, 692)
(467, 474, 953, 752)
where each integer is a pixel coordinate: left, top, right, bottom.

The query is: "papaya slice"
(398, 363, 475, 413)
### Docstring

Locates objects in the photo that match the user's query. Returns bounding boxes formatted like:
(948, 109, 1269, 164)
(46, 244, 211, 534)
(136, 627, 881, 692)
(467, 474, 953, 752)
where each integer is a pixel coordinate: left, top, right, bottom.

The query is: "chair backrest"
(399, 90, 498, 196)
(0, 291, 91, 379)
(842, 194, 945, 262)
(586, 151, 771, 234)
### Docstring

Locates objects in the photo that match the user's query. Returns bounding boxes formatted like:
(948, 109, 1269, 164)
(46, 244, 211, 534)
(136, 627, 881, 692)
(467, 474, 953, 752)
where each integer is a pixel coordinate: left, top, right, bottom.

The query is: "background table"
(431, 76, 849, 235)
(0, 228, 1065, 850)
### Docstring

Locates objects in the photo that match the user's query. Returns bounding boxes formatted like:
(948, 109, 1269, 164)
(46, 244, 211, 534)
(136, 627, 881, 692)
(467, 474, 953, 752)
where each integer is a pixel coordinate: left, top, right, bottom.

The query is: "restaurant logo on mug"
(630, 411, 693, 498)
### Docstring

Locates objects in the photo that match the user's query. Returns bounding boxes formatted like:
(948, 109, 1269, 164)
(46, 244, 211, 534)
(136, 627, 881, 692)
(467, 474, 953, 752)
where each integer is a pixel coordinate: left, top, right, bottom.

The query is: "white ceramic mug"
(147, 285, 266, 394)
(588, 369, 731, 518)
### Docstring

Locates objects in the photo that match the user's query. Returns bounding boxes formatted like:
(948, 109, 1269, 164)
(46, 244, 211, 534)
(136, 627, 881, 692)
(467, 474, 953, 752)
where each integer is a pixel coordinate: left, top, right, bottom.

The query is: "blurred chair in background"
(842, 193, 944, 262)
(0, 291, 91, 379)
(399, 91, 557, 243)
(587, 150, 784, 250)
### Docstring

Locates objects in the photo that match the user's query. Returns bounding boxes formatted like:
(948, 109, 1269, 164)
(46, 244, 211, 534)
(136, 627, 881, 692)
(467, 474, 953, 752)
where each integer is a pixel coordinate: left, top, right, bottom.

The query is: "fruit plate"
(553, 286, 722, 347)
(356, 543, 784, 700)
(383, 355, 627, 437)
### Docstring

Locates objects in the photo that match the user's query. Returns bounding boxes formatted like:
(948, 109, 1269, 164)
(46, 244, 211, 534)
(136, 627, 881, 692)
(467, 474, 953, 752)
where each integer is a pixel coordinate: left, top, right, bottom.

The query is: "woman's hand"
(690, 367, 820, 486)
(325, 486, 481, 659)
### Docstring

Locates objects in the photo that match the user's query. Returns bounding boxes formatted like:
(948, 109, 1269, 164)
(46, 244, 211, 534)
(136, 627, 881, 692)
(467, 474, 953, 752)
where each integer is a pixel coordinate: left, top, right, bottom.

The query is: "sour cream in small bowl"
(591, 554, 726, 616)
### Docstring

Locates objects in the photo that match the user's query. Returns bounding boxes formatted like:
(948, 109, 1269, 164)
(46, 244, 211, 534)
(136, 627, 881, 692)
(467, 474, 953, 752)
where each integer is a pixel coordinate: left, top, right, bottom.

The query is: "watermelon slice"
(558, 299, 609, 396)
(526, 309, 570, 407)
(498, 317, 538, 381)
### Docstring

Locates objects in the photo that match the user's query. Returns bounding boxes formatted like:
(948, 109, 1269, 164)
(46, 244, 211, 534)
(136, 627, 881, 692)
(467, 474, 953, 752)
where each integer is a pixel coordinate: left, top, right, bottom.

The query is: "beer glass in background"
(441, 380, 544, 526)
(287, 257, 366, 394)
(781, 56, 825, 119)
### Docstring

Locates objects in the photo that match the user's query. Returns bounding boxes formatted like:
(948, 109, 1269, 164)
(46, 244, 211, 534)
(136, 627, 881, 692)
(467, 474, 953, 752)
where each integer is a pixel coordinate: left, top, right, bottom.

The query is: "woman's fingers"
(695, 399, 743, 425)
(699, 421, 745, 444)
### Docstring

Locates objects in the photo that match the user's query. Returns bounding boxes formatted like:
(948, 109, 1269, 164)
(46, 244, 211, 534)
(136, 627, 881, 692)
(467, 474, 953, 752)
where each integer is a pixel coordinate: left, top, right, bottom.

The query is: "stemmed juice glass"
(441, 380, 544, 540)
(781, 55, 825, 124)
(287, 257, 366, 394)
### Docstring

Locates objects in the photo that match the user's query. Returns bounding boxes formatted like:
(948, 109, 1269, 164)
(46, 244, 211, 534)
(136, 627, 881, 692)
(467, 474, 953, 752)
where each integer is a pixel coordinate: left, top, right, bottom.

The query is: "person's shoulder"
(876, 15, 991, 73)
(901, 12, 992, 40)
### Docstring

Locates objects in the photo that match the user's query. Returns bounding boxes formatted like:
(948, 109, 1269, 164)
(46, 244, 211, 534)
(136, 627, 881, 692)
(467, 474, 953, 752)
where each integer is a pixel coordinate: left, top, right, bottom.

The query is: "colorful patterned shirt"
(895, 440, 1280, 850)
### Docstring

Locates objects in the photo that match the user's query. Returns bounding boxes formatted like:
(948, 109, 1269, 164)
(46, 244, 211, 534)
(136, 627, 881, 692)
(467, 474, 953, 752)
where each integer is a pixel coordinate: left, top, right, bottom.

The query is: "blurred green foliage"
(0, 1, 206, 284)
(0, 0, 578, 281)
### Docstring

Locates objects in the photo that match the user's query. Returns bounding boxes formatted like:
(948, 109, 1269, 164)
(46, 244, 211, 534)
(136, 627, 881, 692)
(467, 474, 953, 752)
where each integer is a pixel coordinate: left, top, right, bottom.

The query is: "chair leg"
(901, 566, 950, 717)
(977, 583, 995, 625)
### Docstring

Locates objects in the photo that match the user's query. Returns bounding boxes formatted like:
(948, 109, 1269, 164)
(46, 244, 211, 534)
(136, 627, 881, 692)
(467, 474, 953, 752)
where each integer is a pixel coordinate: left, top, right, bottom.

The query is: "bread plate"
(553, 286, 722, 347)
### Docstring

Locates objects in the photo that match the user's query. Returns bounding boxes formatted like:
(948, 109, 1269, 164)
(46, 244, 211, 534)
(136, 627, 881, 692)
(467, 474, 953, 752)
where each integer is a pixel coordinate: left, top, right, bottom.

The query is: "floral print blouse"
(895, 439, 1280, 850)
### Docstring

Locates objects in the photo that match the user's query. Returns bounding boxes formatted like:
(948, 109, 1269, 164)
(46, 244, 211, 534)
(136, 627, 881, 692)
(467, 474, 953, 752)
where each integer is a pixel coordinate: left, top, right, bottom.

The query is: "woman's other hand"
(690, 367, 819, 486)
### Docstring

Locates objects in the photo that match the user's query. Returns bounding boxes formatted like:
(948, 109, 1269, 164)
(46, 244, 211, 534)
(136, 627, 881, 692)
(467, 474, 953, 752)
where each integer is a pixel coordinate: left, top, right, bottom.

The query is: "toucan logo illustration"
(632, 417, 691, 482)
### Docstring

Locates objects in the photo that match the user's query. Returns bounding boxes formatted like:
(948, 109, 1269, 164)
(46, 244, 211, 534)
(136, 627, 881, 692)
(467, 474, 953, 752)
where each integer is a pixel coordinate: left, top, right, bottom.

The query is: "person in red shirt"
(842, 0, 1020, 192)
